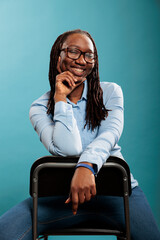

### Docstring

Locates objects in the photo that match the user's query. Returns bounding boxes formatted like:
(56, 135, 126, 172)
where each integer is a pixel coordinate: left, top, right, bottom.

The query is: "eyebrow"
(68, 45, 94, 53)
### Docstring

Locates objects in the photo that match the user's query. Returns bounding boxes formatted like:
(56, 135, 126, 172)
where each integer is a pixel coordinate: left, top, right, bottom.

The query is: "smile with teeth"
(73, 68, 84, 72)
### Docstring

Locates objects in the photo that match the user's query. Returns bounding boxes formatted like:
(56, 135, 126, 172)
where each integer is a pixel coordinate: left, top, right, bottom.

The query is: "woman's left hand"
(65, 166, 96, 215)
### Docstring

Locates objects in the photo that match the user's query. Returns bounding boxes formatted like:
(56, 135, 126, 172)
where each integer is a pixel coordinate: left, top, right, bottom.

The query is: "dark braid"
(47, 29, 109, 130)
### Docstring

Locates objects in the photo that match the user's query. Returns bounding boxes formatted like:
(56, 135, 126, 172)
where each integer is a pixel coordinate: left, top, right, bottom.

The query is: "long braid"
(47, 29, 109, 130)
(85, 67, 108, 130)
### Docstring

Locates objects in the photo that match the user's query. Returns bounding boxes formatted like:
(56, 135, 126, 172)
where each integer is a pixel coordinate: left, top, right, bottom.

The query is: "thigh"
(0, 196, 97, 240)
(37, 195, 88, 234)
(129, 186, 160, 240)
(0, 196, 80, 240)
(79, 186, 160, 240)
(0, 198, 33, 240)
(1, 188, 159, 240)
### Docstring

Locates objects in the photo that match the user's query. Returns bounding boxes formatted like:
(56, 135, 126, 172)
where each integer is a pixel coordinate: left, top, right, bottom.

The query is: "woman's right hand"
(54, 71, 79, 103)
(65, 166, 96, 215)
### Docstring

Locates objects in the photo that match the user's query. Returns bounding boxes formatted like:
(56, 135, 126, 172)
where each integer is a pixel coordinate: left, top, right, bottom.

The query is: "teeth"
(74, 68, 83, 72)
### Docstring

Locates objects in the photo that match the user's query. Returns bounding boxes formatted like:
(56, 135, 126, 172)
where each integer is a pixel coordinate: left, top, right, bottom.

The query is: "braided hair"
(47, 29, 109, 130)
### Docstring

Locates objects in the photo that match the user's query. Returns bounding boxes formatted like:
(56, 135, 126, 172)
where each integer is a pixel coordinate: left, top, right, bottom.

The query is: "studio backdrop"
(0, 1, 160, 238)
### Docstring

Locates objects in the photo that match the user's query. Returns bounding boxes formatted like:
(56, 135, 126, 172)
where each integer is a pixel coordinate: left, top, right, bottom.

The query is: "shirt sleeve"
(29, 96, 82, 156)
(78, 84, 124, 172)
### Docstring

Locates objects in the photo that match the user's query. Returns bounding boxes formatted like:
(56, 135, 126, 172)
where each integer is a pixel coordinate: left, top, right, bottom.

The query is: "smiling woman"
(47, 29, 108, 130)
(0, 29, 160, 240)
(55, 33, 95, 103)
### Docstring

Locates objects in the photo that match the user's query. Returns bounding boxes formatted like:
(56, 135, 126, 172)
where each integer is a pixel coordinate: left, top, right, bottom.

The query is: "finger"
(62, 77, 75, 88)
(56, 76, 74, 88)
(57, 74, 76, 87)
(65, 71, 78, 82)
(64, 71, 86, 86)
(74, 78, 86, 87)
(65, 197, 71, 204)
(84, 189, 92, 202)
(64, 72, 78, 86)
(78, 191, 85, 204)
(66, 71, 86, 83)
(91, 184, 97, 197)
(71, 192, 79, 215)
(56, 56, 62, 73)
(66, 75, 76, 87)
(58, 71, 77, 82)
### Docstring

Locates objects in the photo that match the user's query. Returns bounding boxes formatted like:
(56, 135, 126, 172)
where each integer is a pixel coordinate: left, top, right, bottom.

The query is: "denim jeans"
(0, 186, 160, 240)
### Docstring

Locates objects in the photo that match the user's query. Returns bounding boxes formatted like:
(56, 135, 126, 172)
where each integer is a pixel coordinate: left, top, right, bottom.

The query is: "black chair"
(30, 155, 132, 240)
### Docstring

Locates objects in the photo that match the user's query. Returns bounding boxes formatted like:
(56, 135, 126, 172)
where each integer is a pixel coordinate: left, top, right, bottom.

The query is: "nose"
(75, 53, 86, 65)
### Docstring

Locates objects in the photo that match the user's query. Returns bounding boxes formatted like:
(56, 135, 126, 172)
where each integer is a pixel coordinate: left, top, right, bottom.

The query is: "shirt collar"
(81, 80, 87, 101)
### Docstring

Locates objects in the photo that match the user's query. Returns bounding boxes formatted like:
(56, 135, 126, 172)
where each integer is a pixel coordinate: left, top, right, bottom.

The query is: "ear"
(57, 56, 62, 73)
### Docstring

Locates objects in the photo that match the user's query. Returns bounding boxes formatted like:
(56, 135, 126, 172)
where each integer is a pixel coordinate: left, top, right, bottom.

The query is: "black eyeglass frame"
(60, 47, 96, 64)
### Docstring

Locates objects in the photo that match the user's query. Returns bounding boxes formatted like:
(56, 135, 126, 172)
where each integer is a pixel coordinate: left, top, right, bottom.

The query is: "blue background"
(0, 0, 160, 239)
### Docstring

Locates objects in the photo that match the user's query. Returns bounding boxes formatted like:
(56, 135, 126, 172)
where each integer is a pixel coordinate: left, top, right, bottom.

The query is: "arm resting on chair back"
(30, 156, 132, 198)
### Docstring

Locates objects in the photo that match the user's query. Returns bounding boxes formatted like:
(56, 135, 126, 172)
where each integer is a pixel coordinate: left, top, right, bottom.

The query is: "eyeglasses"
(60, 47, 95, 64)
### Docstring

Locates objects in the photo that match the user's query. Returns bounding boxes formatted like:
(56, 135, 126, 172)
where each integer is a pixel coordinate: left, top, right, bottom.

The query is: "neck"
(68, 82, 84, 104)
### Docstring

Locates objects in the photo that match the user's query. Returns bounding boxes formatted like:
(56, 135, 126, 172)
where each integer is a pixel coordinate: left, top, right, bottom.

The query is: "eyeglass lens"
(67, 48, 95, 63)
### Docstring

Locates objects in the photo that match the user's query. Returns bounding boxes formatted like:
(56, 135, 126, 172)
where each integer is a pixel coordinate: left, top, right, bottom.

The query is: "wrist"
(54, 93, 67, 103)
(80, 162, 93, 168)
(75, 163, 96, 176)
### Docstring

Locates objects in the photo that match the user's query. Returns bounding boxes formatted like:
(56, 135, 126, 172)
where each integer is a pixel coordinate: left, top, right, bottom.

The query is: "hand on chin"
(72, 74, 86, 85)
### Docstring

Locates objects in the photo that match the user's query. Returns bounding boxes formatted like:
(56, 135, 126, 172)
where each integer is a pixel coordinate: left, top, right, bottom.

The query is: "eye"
(68, 48, 80, 54)
(85, 52, 94, 59)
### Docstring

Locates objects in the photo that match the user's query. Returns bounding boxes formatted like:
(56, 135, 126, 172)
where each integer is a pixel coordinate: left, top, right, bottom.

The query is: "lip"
(71, 66, 85, 70)
(70, 67, 85, 76)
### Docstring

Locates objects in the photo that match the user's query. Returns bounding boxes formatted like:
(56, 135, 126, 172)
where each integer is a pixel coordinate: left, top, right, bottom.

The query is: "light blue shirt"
(29, 81, 138, 188)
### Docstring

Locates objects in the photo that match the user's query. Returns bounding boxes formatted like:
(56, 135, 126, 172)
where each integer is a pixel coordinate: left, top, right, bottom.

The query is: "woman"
(0, 29, 160, 240)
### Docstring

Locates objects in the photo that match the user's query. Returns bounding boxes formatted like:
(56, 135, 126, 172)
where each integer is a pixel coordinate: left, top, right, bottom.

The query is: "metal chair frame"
(30, 156, 131, 240)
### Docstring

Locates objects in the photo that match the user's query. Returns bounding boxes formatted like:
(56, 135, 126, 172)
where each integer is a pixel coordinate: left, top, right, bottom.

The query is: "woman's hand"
(65, 165, 96, 215)
(54, 71, 85, 103)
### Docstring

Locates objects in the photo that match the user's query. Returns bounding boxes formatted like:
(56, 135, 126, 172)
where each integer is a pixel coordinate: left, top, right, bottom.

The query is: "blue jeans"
(0, 186, 160, 240)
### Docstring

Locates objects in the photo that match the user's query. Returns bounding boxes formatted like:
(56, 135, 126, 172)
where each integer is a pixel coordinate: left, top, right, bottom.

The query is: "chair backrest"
(30, 155, 132, 198)
(30, 155, 132, 240)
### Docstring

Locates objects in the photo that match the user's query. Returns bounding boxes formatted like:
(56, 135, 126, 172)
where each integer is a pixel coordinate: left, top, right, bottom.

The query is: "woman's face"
(57, 33, 95, 80)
